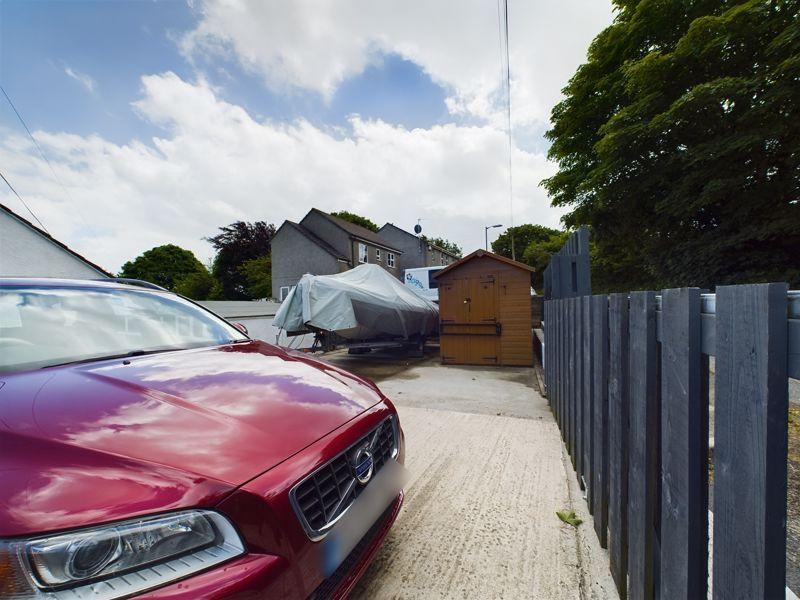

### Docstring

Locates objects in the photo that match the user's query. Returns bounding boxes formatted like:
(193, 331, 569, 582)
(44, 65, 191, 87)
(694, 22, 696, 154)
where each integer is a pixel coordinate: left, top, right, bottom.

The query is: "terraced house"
(378, 222, 460, 273)
(271, 209, 404, 301)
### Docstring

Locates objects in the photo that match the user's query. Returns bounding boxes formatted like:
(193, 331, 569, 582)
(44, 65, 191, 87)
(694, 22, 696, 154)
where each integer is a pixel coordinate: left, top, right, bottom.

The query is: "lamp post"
(485, 224, 503, 251)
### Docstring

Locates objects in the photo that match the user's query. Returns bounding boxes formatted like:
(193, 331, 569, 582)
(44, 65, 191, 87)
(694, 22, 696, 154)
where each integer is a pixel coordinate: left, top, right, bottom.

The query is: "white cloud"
(181, 0, 615, 131)
(0, 73, 561, 273)
(64, 66, 96, 93)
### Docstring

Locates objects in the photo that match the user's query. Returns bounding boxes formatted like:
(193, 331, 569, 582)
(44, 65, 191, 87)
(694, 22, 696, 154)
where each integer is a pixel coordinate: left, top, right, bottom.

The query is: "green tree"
(491, 224, 562, 261)
(239, 255, 272, 299)
(521, 231, 570, 291)
(207, 221, 276, 299)
(174, 270, 221, 300)
(119, 244, 210, 292)
(423, 236, 462, 257)
(543, 0, 800, 291)
(330, 210, 379, 232)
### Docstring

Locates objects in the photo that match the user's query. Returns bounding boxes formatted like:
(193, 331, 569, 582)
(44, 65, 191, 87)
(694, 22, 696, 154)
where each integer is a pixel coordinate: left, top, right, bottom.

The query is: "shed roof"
(433, 249, 534, 279)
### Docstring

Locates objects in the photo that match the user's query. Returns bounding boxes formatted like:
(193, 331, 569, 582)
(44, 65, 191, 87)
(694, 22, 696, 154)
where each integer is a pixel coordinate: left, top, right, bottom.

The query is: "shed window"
(387, 253, 396, 268)
(359, 243, 368, 263)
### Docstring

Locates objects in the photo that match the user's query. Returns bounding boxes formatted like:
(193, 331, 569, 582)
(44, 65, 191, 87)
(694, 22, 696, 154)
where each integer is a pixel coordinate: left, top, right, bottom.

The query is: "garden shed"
(435, 249, 534, 366)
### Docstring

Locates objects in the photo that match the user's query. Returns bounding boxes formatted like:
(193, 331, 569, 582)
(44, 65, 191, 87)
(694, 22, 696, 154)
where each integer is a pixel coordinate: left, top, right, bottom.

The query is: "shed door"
(439, 279, 470, 364)
(440, 276, 499, 365)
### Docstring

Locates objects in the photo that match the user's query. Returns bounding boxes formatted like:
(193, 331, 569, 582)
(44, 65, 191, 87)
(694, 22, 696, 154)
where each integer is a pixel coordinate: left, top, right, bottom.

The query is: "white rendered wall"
(0, 211, 107, 279)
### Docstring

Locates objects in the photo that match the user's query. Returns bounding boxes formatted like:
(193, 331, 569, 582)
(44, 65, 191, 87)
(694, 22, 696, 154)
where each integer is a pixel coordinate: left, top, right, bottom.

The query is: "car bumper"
(138, 491, 403, 600)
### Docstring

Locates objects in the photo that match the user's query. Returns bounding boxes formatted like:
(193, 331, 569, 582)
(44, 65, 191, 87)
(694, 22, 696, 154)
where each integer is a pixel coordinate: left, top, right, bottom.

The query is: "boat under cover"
(273, 264, 439, 341)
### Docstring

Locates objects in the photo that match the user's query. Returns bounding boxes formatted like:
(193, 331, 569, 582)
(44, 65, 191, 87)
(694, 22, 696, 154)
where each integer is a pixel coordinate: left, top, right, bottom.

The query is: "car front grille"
(291, 416, 397, 540)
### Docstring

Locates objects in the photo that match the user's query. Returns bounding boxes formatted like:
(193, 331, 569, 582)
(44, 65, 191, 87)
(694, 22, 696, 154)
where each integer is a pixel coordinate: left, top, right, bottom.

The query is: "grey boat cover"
(273, 264, 439, 340)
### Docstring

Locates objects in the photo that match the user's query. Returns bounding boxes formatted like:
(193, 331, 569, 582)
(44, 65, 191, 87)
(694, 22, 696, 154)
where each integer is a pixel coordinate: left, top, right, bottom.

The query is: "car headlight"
(0, 510, 245, 599)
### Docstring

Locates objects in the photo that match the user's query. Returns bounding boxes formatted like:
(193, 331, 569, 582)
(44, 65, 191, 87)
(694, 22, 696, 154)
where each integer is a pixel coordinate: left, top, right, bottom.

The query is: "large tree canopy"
(492, 224, 566, 291)
(543, 0, 800, 291)
(207, 221, 276, 299)
(119, 244, 209, 293)
(492, 224, 563, 260)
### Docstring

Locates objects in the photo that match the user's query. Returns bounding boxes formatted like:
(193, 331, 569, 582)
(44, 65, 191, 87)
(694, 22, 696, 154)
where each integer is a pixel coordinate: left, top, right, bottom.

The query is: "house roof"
(309, 209, 402, 253)
(379, 222, 460, 258)
(0, 202, 113, 277)
(277, 220, 349, 261)
(433, 249, 534, 279)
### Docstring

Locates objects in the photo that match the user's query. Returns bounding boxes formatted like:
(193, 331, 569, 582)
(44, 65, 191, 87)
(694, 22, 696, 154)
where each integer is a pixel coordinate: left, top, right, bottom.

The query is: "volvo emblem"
(352, 446, 374, 485)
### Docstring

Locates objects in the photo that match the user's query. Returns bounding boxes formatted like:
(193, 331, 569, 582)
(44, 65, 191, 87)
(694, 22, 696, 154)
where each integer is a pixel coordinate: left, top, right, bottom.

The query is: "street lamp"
(485, 224, 503, 251)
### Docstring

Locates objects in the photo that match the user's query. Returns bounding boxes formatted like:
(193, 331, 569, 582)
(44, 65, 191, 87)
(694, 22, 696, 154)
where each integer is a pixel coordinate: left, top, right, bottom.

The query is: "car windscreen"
(0, 286, 248, 373)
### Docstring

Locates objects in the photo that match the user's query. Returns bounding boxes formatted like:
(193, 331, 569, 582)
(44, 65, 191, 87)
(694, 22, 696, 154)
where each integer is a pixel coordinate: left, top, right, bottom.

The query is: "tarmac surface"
(322, 348, 618, 600)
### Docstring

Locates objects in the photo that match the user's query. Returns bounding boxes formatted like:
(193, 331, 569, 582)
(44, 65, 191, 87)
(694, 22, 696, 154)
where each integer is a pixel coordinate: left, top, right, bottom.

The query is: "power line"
(0, 84, 91, 231)
(0, 168, 50, 233)
(497, 0, 515, 260)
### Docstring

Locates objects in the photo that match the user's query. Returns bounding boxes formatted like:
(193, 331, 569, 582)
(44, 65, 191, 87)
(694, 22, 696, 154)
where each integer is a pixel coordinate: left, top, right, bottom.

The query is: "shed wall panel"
(437, 253, 532, 366)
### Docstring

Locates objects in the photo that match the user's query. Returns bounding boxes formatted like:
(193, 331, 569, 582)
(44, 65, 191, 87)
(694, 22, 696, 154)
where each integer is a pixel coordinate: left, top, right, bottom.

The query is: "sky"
(0, 0, 616, 273)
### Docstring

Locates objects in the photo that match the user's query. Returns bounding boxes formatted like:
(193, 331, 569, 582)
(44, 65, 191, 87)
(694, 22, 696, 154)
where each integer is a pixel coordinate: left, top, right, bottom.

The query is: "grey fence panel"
(572, 297, 580, 469)
(575, 227, 591, 297)
(559, 300, 569, 436)
(582, 296, 594, 500)
(544, 301, 550, 401)
(659, 288, 707, 599)
(544, 278, 792, 598)
(570, 298, 578, 465)
(713, 283, 788, 600)
(628, 291, 658, 600)
(566, 299, 574, 459)
(556, 300, 562, 429)
(546, 226, 591, 300)
(575, 296, 584, 483)
(789, 317, 799, 379)
(608, 293, 630, 598)
(557, 300, 564, 432)
(591, 294, 609, 547)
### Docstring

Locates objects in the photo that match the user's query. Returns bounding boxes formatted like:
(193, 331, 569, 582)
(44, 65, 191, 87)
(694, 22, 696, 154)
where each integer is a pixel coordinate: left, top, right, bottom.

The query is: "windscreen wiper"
(44, 348, 177, 369)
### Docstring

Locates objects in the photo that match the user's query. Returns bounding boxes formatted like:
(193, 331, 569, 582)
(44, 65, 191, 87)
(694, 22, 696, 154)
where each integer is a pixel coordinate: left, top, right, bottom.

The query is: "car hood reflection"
(0, 341, 384, 530)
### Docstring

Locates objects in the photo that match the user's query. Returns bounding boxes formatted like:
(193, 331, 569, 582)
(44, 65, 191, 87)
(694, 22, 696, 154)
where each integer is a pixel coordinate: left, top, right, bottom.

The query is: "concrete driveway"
(322, 351, 618, 600)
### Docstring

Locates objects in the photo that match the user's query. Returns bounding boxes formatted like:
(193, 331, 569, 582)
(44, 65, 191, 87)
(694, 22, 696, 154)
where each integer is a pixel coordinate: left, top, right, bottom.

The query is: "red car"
(0, 278, 404, 599)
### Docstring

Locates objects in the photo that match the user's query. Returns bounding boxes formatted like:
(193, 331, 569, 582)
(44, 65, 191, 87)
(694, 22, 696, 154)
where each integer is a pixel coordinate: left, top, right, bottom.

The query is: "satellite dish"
(413, 224, 422, 234)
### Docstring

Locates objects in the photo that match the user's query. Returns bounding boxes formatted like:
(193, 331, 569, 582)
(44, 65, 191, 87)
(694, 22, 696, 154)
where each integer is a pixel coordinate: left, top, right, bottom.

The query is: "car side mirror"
(233, 322, 248, 335)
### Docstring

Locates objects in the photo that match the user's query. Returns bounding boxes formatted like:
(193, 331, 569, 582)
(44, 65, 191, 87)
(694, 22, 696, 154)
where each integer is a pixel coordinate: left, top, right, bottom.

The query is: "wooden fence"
(544, 284, 798, 599)
(543, 226, 591, 300)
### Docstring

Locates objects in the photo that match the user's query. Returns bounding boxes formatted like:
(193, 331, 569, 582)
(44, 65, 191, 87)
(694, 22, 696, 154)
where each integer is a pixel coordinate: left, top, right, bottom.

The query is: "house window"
(387, 252, 396, 268)
(279, 286, 291, 301)
(359, 242, 368, 263)
(376, 248, 381, 262)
